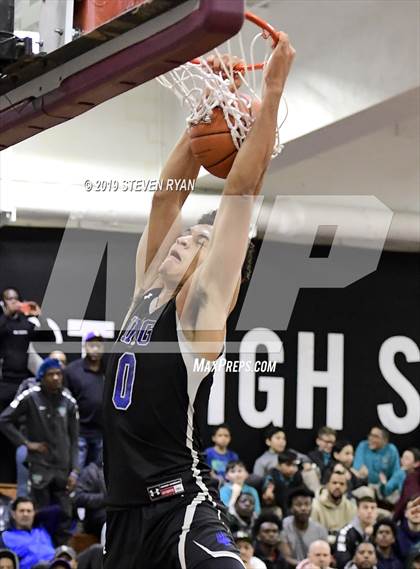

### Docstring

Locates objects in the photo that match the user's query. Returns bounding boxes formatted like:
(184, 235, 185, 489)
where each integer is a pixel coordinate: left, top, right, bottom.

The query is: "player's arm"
(134, 131, 201, 297)
(187, 34, 295, 335)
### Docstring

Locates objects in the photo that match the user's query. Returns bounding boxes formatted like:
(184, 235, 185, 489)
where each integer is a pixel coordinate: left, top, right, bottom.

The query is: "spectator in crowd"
(53, 545, 77, 569)
(296, 540, 333, 569)
(76, 544, 102, 569)
(353, 427, 400, 488)
(394, 454, 420, 521)
(311, 468, 357, 541)
(0, 549, 19, 569)
(0, 288, 54, 409)
(396, 497, 420, 560)
(74, 457, 106, 538)
(263, 451, 304, 516)
(227, 491, 258, 534)
(327, 441, 369, 491)
(0, 497, 54, 569)
(254, 427, 288, 478)
(49, 561, 71, 569)
(344, 542, 378, 569)
(253, 513, 286, 569)
(279, 487, 328, 567)
(308, 427, 337, 477)
(335, 496, 378, 569)
(0, 358, 79, 544)
(408, 551, 420, 569)
(379, 449, 420, 504)
(220, 460, 261, 515)
(15, 351, 68, 498)
(205, 424, 239, 480)
(372, 519, 403, 569)
(0, 494, 12, 532)
(233, 531, 267, 569)
(65, 332, 104, 469)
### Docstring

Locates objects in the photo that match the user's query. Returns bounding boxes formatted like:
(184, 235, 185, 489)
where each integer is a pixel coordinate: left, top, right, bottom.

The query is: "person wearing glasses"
(308, 427, 337, 478)
(353, 427, 400, 488)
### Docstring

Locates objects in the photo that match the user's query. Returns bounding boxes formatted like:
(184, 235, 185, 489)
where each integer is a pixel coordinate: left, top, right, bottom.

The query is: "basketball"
(189, 97, 261, 179)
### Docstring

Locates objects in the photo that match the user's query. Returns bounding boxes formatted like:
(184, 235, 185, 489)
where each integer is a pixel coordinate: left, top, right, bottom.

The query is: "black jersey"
(103, 289, 215, 508)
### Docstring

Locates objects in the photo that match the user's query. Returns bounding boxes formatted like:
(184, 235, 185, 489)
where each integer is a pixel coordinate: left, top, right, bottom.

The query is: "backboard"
(0, 0, 245, 150)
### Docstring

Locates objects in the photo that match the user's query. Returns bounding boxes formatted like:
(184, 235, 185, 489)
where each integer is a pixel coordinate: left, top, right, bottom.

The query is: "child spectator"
(205, 424, 238, 479)
(396, 496, 420, 560)
(220, 460, 261, 515)
(253, 427, 287, 478)
(227, 492, 258, 534)
(372, 519, 403, 569)
(233, 531, 267, 569)
(263, 451, 304, 516)
(379, 449, 420, 503)
(308, 427, 337, 477)
(328, 441, 368, 492)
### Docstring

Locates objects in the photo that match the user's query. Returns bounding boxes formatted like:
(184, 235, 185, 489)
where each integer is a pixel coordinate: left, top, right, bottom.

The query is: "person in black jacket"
(74, 459, 106, 538)
(0, 358, 79, 544)
(335, 496, 378, 569)
(308, 427, 337, 478)
(0, 288, 54, 409)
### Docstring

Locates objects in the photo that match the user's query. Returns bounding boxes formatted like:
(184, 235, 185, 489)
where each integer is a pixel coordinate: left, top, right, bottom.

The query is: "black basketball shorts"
(103, 492, 244, 569)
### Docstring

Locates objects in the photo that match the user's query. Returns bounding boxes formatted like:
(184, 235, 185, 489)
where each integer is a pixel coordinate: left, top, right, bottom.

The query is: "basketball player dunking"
(103, 32, 295, 569)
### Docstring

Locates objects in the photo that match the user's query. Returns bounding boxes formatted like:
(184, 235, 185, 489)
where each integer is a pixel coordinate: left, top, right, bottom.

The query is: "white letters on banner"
(378, 336, 420, 434)
(207, 331, 420, 435)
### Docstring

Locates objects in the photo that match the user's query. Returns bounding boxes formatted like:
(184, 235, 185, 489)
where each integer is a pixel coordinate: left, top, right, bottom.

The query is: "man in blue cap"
(0, 358, 79, 545)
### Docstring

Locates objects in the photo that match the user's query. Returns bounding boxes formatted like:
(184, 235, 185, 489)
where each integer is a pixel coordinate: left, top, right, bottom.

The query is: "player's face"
(159, 224, 212, 284)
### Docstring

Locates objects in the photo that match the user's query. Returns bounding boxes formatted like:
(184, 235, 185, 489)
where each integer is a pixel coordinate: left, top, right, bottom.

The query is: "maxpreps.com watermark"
(193, 358, 277, 374)
(84, 179, 195, 192)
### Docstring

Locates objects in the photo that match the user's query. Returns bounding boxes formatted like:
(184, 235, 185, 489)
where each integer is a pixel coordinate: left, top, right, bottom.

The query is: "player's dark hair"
(197, 210, 256, 282)
(253, 512, 282, 537)
(372, 517, 397, 539)
(287, 487, 314, 508)
(212, 423, 232, 436)
(264, 425, 285, 441)
(226, 459, 246, 472)
(11, 496, 35, 511)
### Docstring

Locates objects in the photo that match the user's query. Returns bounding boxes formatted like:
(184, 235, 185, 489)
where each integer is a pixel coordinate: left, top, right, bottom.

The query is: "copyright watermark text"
(84, 179, 195, 192)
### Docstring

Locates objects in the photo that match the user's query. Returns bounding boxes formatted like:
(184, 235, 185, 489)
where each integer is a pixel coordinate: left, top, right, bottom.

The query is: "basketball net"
(157, 12, 286, 158)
